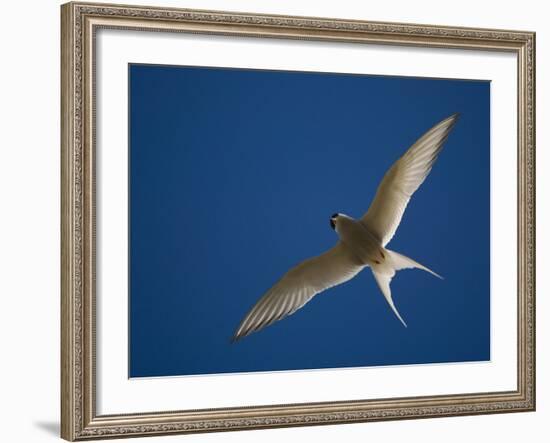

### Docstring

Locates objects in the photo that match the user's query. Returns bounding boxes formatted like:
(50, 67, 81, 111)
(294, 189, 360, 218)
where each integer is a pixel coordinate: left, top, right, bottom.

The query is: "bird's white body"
(333, 214, 386, 266)
(332, 214, 442, 327)
(232, 113, 459, 341)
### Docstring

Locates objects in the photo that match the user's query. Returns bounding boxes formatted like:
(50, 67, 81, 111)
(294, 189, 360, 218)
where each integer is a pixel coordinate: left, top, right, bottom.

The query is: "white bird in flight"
(232, 113, 459, 342)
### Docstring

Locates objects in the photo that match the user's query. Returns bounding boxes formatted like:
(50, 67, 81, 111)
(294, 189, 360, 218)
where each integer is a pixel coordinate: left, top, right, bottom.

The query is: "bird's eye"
(331, 213, 339, 219)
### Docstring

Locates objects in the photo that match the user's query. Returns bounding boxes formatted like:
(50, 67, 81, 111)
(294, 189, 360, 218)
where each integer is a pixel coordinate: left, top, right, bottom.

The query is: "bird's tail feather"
(388, 250, 443, 280)
(371, 268, 407, 327)
(371, 249, 442, 327)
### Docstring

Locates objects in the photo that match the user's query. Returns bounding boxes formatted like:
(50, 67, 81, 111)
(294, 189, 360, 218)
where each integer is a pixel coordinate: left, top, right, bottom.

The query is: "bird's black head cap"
(330, 213, 339, 230)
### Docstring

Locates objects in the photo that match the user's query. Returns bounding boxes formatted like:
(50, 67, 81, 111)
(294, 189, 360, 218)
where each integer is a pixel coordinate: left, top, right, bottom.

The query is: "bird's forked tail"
(371, 249, 442, 327)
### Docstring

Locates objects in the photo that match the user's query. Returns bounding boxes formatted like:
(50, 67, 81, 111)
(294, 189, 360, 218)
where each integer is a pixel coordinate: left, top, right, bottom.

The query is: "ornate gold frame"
(61, 2, 536, 440)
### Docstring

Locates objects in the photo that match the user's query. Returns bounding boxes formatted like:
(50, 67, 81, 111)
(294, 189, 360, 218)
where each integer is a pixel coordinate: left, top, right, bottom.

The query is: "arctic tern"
(232, 113, 459, 342)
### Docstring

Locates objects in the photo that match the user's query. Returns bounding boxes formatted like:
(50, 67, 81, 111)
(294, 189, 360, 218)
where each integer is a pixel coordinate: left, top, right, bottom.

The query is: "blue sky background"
(129, 64, 490, 378)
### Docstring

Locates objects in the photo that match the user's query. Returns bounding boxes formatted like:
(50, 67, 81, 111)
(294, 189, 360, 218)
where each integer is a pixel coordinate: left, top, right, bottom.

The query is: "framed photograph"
(61, 2, 536, 440)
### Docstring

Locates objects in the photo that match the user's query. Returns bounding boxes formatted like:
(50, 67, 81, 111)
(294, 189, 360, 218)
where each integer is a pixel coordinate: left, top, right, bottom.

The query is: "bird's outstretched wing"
(232, 243, 364, 342)
(361, 113, 459, 246)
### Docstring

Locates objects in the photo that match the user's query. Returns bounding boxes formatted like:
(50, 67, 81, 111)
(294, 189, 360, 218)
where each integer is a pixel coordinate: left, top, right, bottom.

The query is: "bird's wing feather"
(361, 113, 459, 246)
(232, 243, 364, 341)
